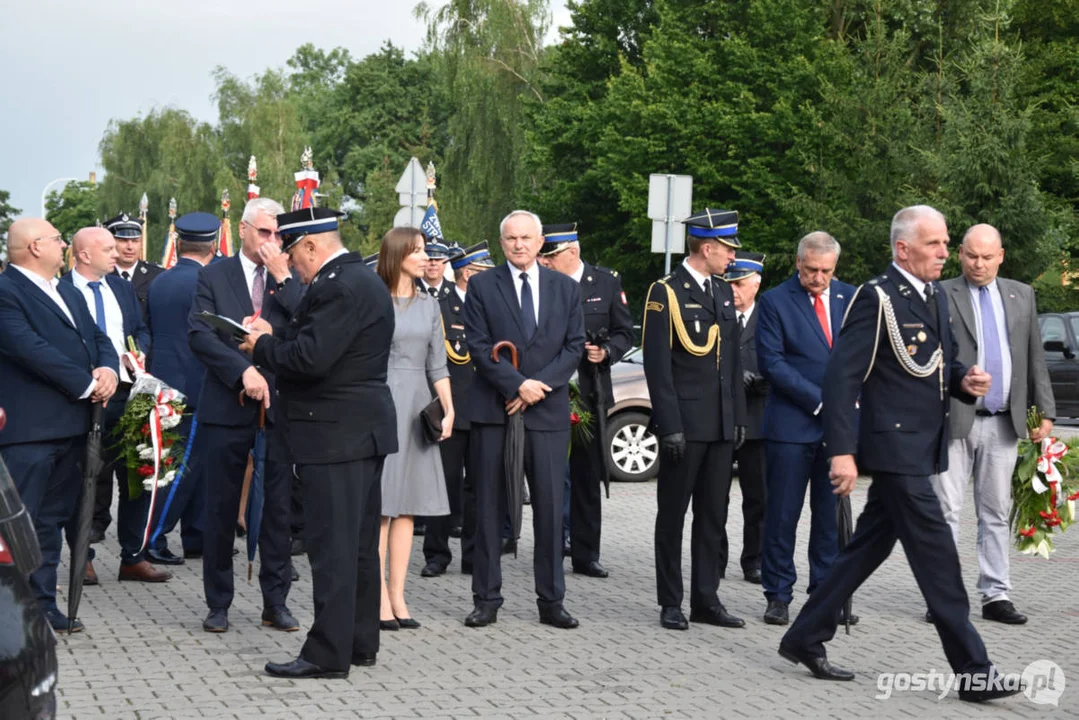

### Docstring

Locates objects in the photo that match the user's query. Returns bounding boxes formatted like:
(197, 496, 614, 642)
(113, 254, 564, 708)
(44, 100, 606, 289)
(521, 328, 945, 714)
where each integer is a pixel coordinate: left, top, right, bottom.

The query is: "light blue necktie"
(87, 280, 107, 333)
(979, 285, 1004, 413)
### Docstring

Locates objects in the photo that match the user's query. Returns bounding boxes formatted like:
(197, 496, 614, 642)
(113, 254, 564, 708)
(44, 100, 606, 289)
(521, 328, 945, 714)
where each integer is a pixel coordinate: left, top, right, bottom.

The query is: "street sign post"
(647, 174, 693, 274)
(395, 157, 428, 228)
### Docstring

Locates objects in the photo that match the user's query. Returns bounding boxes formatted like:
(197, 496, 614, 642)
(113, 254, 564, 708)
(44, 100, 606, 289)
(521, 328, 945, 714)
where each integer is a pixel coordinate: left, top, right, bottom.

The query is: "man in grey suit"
(931, 223, 1055, 626)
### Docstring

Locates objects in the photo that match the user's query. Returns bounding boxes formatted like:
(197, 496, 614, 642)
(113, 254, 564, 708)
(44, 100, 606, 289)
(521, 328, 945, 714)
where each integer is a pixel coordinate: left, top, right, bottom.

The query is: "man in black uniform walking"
(422, 241, 495, 577)
(539, 223, 634, 578)
(779, 205, 1020, 704)
(643, 208, 747, 631)
(240, 207, 398, 679)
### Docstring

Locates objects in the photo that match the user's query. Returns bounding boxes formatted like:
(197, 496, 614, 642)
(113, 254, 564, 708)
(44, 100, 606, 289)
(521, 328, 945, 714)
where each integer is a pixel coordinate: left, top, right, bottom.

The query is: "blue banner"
(420, 204, 444, 241)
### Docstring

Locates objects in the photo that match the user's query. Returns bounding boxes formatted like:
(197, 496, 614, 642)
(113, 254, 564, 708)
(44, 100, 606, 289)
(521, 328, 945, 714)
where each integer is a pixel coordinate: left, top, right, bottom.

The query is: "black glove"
(734, 425, 746, 450)
(661, 432, 686, 464)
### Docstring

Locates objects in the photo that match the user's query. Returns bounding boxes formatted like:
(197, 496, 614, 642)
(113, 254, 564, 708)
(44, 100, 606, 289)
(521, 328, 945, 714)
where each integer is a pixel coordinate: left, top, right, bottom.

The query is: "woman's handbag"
(419, 398, 444, 443)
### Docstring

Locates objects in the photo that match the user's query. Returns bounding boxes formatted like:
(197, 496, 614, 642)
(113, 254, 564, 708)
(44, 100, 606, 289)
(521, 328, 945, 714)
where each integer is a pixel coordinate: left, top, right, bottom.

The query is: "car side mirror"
(1044, 340, 1075, 359)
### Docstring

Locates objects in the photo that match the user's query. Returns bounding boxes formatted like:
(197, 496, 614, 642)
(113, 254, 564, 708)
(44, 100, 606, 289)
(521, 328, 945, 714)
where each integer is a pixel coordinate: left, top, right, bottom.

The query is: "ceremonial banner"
(292, 147, 319, 210)
(247, 155, 260, 200)
(218, 189, 233, 257)
(161, 197, 178, 269)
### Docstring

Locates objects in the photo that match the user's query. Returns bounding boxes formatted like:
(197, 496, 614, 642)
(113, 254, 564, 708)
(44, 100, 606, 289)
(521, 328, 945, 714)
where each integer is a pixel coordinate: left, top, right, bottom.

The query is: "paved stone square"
(56, 470, 1078, 719)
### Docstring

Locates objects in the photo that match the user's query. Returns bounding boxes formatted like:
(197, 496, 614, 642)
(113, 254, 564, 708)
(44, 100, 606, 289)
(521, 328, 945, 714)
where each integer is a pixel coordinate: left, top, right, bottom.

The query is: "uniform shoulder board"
(658, 273, 673, 284)
(594, 265, 619, 278)
(868, 273, 889, 286)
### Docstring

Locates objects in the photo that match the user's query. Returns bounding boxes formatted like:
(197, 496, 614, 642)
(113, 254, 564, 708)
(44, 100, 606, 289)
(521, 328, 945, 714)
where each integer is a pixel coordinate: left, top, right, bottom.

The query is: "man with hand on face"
(461, 210, 585, 630)
(642, 208, 747, 632)
(0, 218, 118, 632)
(239, 206, 397, 678)
(106, 213, 164, 320)
(538, 222, 634, 579)
(929, 224, 1055, 626)
(62, 227, 169, 584)
(188, 199, 301, 635)
(779, 206, 1020, 704)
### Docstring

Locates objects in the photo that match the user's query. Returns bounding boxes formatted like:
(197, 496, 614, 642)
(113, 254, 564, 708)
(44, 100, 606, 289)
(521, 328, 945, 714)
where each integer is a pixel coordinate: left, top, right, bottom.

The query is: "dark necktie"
(924, 282, 939, 328)
(739, 313, 746, 331)
(121, 270, 131, 281)
(979, 285, 1005, 413)
(252, 266, 265, 314)
(519, 272, 536, 341)
(428, 285, 438, 297)
(87, 281, 108, 333)
(703, 278, 713, 299)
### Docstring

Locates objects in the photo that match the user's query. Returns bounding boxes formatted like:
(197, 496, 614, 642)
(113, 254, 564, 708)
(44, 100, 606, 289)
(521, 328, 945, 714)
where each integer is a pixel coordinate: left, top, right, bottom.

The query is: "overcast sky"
(1, 0, 571, 220)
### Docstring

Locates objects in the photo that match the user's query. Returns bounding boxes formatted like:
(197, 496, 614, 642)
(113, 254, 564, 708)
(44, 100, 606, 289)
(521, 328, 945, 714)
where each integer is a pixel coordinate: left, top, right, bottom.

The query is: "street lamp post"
(41, 177, 79, 218)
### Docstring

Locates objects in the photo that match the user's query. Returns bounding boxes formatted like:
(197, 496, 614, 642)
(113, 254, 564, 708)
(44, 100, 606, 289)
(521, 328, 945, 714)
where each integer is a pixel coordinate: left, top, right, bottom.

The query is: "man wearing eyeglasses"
(0, 218, 119, 632)
(188, 198, 303, 634)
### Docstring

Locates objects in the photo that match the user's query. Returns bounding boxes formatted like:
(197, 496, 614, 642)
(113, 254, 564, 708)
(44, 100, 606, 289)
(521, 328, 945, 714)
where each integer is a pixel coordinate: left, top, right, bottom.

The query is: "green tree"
(45, 180, 99, 241)
(0, 189, 19, 262)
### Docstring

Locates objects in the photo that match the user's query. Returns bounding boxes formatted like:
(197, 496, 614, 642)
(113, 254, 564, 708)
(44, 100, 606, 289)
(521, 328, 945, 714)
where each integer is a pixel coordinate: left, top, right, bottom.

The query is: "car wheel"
(606, 411, 659, 482)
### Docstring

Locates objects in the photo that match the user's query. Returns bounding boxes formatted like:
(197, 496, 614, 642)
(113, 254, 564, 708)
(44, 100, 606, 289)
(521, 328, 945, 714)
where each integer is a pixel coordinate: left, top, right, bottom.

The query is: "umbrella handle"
(491, 341, 519, 370)
(238, 391, 268, 430)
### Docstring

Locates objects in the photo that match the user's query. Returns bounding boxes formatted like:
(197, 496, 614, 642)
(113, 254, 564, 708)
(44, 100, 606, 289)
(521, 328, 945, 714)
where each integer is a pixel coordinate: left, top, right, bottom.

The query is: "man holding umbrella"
(538, 223, 633, 579)
(461, 210, 585, 629)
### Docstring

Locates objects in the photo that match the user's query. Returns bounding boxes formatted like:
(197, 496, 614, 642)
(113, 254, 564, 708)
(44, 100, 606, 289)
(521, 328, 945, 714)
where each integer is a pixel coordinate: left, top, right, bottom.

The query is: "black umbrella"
(586, 329, 612, 498)
(68, 402, 105, 633)
(245, 405, 267, 583)
(492, 340, 524, 558)
(836, 494, 854, 635)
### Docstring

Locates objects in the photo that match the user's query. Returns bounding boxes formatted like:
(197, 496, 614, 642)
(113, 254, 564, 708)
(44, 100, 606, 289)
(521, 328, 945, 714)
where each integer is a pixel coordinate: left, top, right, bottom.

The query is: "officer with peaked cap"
(417, 240, 455, 300)
(239, 206, 398, 678)
(421, 241, 495, 577)
(105, 212, 163, 321)
(719, 250, 767, 585)
(642, 207, 748, 631)
(538, 223, 634, 579)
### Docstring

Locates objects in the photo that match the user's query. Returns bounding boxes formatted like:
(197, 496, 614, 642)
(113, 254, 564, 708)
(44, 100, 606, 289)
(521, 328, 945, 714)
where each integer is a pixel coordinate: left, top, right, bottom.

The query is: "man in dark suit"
(538, 223, 634, 579)
(416, 241, 455, 300)
(719, 251, 767, 584)
(755, 232, 857, 626)
(930, 223, 1056, 625)
(461, 210, 585, 630)
(241, 206, 398, 678)
(62, 227, 171, 583)
(145, 224, 217, 563)
(642, 208, 748, 631)
(0, 218, 119, 632)
(106, 213, 165, 320)
(187, 200, 300, 634)
(779, 206, 1020, 704)
(422, 242, 495, 577)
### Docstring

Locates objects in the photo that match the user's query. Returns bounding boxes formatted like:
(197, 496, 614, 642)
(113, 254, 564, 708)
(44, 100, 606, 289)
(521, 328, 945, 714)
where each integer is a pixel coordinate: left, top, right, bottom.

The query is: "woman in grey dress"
(375, 227, 454, 629)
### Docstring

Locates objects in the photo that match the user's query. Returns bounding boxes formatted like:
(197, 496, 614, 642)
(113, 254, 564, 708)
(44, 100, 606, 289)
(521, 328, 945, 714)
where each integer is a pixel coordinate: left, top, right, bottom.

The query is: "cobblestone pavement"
(56, 470, 1078, 719)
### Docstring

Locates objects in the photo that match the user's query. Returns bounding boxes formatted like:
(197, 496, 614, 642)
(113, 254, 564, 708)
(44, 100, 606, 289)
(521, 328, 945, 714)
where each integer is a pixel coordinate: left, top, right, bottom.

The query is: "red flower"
(165, 438, 175, 448)
(1069, 491, 1079, 501)
(137, 465, 155, 478)
(141, 423, 150, 436)
(570, 412, 581, 426)
(1019, 526, 1037, 538)
(164, 456, 174, 467)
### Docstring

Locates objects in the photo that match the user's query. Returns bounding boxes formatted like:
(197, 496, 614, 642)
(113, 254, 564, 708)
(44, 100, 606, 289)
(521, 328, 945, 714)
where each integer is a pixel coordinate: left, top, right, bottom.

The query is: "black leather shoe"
(351, 652, 377, 667)
(291, 564, 299, 582)
(958, 682, 1023, 703)
(572, 560, 609, 578)
(501, 538, 517, 555)
(690, 604, 745, 628)
(464, 606, 498, 627)
(539, 605, 579, 629)
(461, 562, 473, 575)
(660, 606, 689, 630)
(265, 656, 348, 679)
(413, 523, 426, 536)
(743, 567, 762, 584)
(982, 600, 1027, 625)
(925, 609, 934, 624)
(778, 644, 855, 681)
(837, 608, 860, 626)
(421, 562, 446, 578)
(203, 608, 229, 633)
(380, 618, 400, 631)
(89, 527, 105, 544)
(146, 548, 185, 566)
(262, 605, 299, 631)
(764, 599, 789, 625)
(44, 609, 84, 633)
(395, 616, 421, 629)
(289, 538, 305, 556)
(183, 549, 203, 559)
(449, 525, 463, 539)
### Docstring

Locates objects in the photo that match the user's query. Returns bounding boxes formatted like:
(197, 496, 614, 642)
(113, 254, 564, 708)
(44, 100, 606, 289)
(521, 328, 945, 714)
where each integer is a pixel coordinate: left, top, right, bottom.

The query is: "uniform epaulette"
(594, 265, 619, 278)
(867, 273, 888, 286)
(658, 274, 673, 284)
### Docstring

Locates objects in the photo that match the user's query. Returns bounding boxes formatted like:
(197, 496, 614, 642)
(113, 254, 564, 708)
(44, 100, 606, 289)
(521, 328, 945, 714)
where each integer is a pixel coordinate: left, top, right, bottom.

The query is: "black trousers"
(655, 440, 734, 610)
(568, 431, 604, 564)
(290, 465, 304, 541)
(423, 428, 470, 569)
(783, 472, 991, 675)
(471, 423, 568, 611)
(299, 457, 383, 672)
(200, 423, 291, 610)
(719, 438, 766, 576)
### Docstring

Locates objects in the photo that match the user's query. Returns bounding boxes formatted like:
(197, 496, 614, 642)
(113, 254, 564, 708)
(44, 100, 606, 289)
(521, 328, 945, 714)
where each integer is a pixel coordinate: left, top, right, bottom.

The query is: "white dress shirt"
(570, 260, 585, 284)
(71, 270, 131, 382)
(891, 262, 929, 300)
(511, 261, 541, 324)
(314, 248, 349, 282)
(681, 259, 712, 294)
(455, 285, 467, 303)
(115, 260, 140, 281)
(967, 279, 1012, 410)
(738, 302, 756, 328)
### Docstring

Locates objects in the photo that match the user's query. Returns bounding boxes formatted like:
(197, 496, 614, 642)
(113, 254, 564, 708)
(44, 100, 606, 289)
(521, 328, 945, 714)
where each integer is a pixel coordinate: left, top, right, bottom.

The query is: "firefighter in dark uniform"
(105, 213, 165, 321)
(421, 241, 496, 577)
(416, 240, 456, 300)
(240, 207, 398, 679)
(538, 223, 634, 578)
(642, 208, 747, 631)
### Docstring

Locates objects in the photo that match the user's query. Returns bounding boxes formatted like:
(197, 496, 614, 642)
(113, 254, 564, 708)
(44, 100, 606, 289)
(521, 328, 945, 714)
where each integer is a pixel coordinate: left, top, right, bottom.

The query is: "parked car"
(605, 348, 659, 482)
(1037, 312, 1079, 418)
(0, 409, 58, 720)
